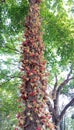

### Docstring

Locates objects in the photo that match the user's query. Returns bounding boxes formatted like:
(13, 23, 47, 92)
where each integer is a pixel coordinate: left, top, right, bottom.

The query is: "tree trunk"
(54, 121, 60, 130)
(47, 71, 74, 130)
(52, 116, 60, 130)
(17, 0, 54, 130)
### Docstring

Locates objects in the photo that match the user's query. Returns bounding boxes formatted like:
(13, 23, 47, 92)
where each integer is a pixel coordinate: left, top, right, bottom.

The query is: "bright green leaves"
(0, 84, 19, 130)
(0, 0, 29, 50)
(0, 57, 21, 129)
(7, 0, 29, 32)
(41, 0, 74, 68)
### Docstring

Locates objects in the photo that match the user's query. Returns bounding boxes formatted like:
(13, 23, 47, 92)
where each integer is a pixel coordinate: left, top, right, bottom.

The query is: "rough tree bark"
(16, 0, 54, 130)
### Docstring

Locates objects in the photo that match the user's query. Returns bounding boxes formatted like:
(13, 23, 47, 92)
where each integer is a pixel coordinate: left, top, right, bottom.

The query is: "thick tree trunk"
(21, 2, 43, 129)
(17, 0, 54, 130)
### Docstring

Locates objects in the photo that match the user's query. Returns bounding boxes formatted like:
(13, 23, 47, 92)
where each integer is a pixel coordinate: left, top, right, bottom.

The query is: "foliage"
(0, 0, 74, 129)
(61, 80, 74, 94)
(41, 0, 74, 68)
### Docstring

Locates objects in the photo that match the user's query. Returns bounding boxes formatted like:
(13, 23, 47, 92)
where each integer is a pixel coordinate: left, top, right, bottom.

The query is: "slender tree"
(47, 67, 74, 130)
(16, 0, 54, 130)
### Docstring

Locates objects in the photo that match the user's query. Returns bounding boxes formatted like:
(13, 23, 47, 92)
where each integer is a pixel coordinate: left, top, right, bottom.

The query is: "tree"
(47, 66, 74, 130)
(0, 0, 74, 129)
(17, 0, 54, 130)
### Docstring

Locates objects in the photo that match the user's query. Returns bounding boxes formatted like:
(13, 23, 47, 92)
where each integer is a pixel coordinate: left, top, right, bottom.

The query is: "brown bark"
(17, 0, 54, 130)
(29, 0, 41, 4)
(52, 74, 58, 99)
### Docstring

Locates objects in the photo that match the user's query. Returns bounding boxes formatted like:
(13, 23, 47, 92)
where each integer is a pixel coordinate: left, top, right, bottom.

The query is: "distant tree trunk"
(63, 116, 65, 130)
(47, 69, 74, 130)
(16, 0, 54, 130)
(60, 120, 63, 130)
(49, 94, 74, 130)
(59, 117, 65, 130)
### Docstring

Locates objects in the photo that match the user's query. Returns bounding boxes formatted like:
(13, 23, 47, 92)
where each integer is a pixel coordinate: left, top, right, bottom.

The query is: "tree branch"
(47, 100, 54, 114)
(54, 76, 74, 114)
(57, 77, 74, 94)
(52, 74, 58, 99)
(52, 69, 74, 122)
(57, 66, 73, 94)
(0, 75, 21, 86)
(5, 45, 21, 54)
(67, 65, 72, 79)
(59, 98, 74, 121)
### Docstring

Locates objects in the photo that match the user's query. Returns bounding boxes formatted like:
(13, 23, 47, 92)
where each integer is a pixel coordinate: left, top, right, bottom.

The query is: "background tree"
(47, 66, 74, 130)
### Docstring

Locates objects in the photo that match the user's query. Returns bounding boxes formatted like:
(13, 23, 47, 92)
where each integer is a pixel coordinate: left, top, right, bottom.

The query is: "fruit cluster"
(17, 1, 54, 130)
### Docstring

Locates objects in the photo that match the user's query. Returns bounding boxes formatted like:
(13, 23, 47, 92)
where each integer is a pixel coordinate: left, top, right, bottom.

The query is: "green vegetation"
(0, 0, 74, 129)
